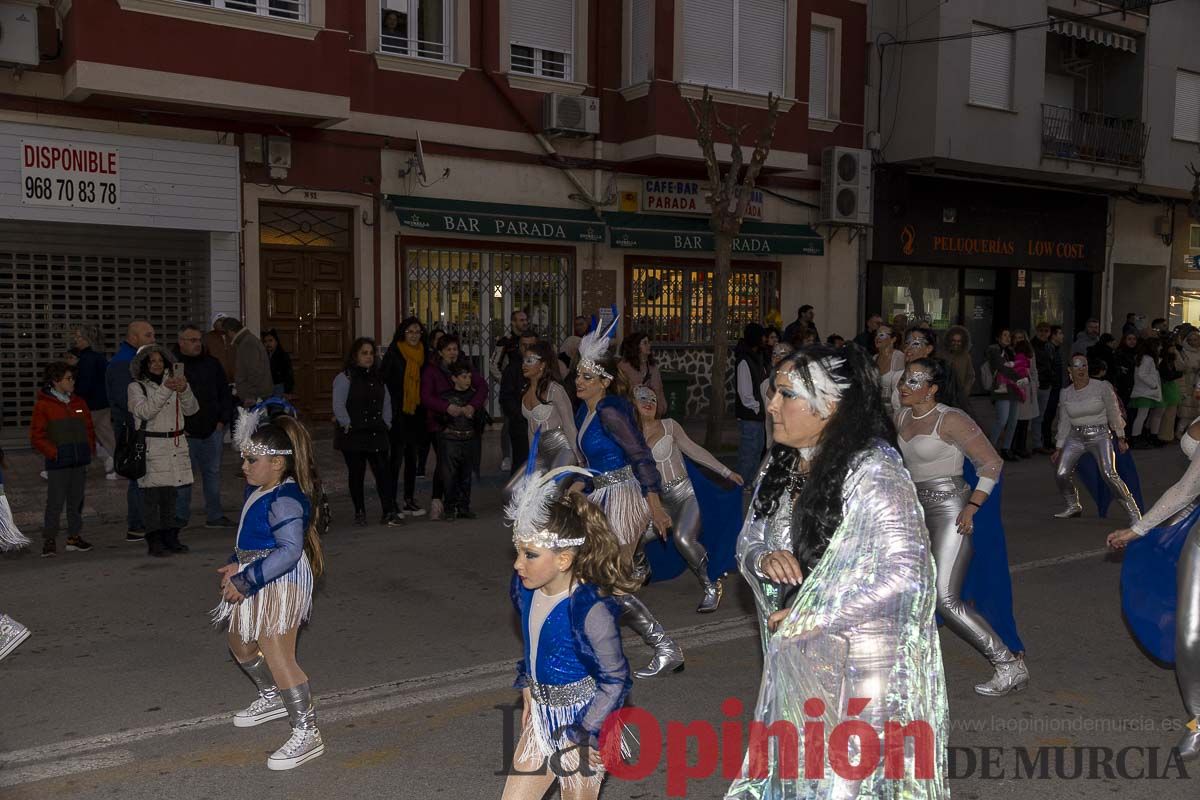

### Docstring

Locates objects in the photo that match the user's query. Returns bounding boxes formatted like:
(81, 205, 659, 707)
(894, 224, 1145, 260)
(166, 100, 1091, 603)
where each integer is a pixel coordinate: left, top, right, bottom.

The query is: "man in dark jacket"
(1030, 323, 1056, 454)
(105, 320, 156, 541)
(499, 331, 538, 476)
(1038, 326, 1066, 453)
(173, 323, 234, 529)
(70, 325, 114, 476)
(852, 313, 883, 354)
(734, 323, 767, 486)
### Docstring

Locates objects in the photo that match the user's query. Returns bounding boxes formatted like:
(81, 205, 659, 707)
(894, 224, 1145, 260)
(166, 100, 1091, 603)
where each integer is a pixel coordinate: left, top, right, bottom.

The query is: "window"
(809, 26, 830, 119)
(380, 0, 449, 60)
(179, 0, 306, 21)
(681, 0, 786, 96)
(968, 22, 1014, 110)
(629, 263, 779, 344)
(1174, 69, 1200, 143)
(1190, 225, 1200, 250)
(510, 0, 574, 80)
(628, 0, 652, 86)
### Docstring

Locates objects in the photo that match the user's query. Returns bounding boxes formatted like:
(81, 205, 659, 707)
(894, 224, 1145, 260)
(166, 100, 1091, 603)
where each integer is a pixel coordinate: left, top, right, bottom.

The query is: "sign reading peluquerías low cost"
(20, 139, 121, 210)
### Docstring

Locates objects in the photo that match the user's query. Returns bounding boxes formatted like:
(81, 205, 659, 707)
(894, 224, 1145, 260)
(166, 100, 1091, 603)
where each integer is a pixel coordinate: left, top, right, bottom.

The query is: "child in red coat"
(29, 362, 95, 557)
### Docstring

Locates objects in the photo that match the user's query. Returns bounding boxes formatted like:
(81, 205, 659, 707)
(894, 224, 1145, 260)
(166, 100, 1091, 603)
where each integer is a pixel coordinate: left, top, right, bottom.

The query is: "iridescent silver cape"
(728, 442, 950, 799)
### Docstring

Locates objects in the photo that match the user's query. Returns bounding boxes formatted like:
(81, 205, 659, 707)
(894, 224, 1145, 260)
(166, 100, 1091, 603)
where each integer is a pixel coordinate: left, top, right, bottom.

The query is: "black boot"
(162, 528, 189, 553)
(146, 530, 168, 557)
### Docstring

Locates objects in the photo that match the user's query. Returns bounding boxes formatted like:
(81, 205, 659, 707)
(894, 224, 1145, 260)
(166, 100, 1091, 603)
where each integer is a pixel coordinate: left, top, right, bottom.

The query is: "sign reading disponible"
(20, 139, 121, 210)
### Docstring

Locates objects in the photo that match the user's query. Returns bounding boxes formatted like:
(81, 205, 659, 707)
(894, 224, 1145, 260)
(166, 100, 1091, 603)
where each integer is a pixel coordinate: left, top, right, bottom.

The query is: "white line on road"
(0, 545, 1113, 785)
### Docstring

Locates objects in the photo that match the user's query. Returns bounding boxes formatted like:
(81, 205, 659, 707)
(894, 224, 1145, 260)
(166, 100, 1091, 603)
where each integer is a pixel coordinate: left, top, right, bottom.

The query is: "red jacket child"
(30, 388, 95, 470)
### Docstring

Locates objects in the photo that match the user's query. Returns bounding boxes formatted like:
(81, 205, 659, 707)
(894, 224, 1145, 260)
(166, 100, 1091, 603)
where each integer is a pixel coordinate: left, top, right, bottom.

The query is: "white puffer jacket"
(1131, 355, 1162, 403)
(127, 345, 199, 488)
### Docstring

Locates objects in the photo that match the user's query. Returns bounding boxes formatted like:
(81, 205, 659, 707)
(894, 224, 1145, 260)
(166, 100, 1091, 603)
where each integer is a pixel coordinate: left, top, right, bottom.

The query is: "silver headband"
(578, 358, 612, 381)
(514, 529, 586, 549)
(241, 441, 293, 457)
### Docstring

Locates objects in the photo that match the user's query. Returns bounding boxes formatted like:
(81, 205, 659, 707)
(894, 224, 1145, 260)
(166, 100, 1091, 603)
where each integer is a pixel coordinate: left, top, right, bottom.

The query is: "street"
(0, 426, 1195, 799)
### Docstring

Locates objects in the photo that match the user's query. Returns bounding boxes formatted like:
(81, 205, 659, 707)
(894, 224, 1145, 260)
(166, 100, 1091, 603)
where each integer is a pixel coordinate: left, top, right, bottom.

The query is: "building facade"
(867, 0, 1200, 370)
(0, 0, 868, 439)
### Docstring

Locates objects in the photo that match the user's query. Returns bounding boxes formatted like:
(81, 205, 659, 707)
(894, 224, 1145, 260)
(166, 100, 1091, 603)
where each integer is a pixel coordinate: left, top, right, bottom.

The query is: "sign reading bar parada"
(642, 179, 763, 219)
(20, 139, 121, 210)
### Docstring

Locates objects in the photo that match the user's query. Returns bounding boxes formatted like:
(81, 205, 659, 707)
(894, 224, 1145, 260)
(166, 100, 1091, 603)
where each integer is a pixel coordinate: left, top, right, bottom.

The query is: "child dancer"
(213, 409, 326, 770)
(503, 467, 635, 800)
(0, 446, 32, 662)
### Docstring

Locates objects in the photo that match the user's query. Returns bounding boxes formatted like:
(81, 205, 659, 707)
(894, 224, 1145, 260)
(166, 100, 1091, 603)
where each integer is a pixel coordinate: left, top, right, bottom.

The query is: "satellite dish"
(413, 131, 428, 183)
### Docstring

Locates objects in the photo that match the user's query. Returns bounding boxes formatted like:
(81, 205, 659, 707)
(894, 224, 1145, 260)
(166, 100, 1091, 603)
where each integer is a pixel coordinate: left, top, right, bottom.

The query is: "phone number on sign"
(23, 176, 118, 206)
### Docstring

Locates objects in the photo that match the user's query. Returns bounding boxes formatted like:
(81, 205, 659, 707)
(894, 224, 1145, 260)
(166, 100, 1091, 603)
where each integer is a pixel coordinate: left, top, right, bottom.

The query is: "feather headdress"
(504, 466, 593, 549)
(234, 406, 293, 456)
(577, 306, 620, 380)
(780, 356, 851, 419)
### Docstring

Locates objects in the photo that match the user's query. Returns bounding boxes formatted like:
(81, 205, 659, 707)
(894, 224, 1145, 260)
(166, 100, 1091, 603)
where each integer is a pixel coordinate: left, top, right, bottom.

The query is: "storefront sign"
(20, 139, 120, 210)
(642, 179, 764, 219)
(389, 196, 606, 243)
(607, 213, 824, 256)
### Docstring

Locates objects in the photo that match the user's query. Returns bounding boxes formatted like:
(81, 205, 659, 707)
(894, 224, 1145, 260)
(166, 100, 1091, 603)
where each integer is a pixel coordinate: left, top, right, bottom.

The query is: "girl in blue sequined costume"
(503, 468, 635, 800)
(212, 412, 328, 771)
(0, 451, 32, 662)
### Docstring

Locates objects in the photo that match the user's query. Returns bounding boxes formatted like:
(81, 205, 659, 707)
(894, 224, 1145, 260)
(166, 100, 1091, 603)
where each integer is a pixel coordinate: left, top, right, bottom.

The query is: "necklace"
(911, 404, 938, 420)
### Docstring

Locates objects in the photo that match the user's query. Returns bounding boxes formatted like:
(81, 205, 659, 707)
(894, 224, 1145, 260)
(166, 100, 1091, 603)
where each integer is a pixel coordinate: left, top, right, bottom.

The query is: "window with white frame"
(1174, 69, 1200, 143)
(380, 0, 450, 60)
(628, 0, 652, 86)
(510, 0, 574, 80)
(808, 26, 831, 118)
(968, 23, 1014, 110)
(681, 0, 786, 96)
(179, 0, 306, 22)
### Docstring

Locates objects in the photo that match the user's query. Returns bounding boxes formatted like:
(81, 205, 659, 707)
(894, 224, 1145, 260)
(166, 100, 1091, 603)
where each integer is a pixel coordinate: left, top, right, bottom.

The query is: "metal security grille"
(403, 245, 572, 410)
(0, 221, 209, 444)
(629, 264, 779, 344)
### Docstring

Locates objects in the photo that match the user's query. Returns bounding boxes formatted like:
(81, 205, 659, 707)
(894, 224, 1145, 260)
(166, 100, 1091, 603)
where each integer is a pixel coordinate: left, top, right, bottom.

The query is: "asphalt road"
(0, 440, 1196, 799)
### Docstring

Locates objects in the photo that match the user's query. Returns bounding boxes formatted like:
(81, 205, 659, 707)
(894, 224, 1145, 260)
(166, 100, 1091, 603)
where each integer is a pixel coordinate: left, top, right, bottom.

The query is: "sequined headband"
(241, 441, 293, 457)
(578, 358, 612, 381)
(513, 529, 586, 549)
(780, 356, 850, 419)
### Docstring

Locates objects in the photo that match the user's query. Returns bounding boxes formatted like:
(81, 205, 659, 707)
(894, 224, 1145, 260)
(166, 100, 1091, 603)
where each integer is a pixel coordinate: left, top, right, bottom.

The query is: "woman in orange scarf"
(381, 317, 429, 517)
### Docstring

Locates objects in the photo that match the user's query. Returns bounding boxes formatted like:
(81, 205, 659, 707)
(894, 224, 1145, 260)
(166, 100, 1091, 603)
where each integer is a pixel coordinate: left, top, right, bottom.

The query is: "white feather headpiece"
(234, 406, 293, 456)
(781, 356, 851, 419)
(577, 308, 620, 380)
(505, 466, 593, 549)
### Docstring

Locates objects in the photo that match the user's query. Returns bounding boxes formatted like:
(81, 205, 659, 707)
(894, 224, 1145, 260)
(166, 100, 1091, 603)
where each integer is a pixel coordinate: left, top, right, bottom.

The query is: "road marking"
(0, 545, 1111, 785)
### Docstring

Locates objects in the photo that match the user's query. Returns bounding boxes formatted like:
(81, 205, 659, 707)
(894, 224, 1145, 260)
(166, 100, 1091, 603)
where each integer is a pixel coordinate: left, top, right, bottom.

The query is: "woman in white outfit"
(517, 341, 579, 472)
(874, 324, 905, 414)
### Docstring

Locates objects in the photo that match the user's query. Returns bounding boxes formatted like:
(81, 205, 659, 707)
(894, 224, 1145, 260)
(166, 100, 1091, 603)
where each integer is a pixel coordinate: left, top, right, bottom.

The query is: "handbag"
(113, 383, 147, 480)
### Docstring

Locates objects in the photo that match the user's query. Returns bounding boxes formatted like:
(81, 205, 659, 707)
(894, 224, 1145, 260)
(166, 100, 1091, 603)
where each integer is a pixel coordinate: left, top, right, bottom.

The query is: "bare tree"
(682, 86, 782, 451)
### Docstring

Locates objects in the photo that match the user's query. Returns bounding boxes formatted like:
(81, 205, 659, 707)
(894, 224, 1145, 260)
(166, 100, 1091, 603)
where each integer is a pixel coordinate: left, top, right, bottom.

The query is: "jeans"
(44, 466, 86, 543)
(1031, 388, 1051, 448)
(990, 398, 1020, 449)
(439, 434, 476, 512)
(113, 414, 144, 530)
(176, 429, 225, 525)
(736, 420, 766, 486)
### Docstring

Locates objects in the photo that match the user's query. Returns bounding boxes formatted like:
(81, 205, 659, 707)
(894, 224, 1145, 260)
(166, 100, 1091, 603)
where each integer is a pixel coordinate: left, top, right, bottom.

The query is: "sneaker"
(65, 536, 93, 552)
(104, 456, 115, 473)
(233, 693, 288, 728)
(429, 499, 443, 521)
(204, 516, 236, 529)
(41, 540, 57, 558)
(125, 530, 146, 543)
(500, 457, 511, 473)
(383, 512, 405, 527)
(0, 616, 30, 662)
(353, 511, 368, 527)
(402, 501, 426, 518)
(39, 470, 47, 480)
(267, 728, 325, 771)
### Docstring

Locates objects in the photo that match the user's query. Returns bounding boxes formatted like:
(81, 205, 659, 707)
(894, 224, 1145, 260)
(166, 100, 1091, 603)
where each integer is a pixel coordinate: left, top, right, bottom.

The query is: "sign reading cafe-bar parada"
(642, 179, 763, 219)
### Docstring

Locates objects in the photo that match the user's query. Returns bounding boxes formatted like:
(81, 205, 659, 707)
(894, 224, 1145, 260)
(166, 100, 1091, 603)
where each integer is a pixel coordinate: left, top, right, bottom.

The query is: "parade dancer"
(727, 345, 949, 799)
(0, 448, 32, 662)
(1052, 353, 1141, 525)
(213, 409, 327, 770)
(573, 313, 682, 678)
(520, 341, 580, 473)
(1108, 397, 1200, 761)
(896, 358, 1029, 696)
(502, 467, 635, 800)
(633, 385, 743, 613)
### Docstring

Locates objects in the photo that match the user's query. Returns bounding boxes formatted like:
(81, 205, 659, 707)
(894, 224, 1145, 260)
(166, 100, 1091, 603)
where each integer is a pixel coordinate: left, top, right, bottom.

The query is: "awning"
(605, 213, 824, 256)
(387, 195, 606, 243)
(1048, 18, 1137, 53)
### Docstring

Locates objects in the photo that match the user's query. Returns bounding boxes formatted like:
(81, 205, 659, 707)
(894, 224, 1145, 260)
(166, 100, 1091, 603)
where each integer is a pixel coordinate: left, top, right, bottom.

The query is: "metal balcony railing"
(1041, 104, 1149, 170)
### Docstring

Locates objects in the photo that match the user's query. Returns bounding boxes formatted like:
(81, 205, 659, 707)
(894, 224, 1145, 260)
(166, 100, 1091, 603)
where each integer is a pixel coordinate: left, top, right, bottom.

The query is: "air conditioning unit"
(0, 1, 40, 67)
(543, 94, 599, 137)
(819, 146, 872, 225)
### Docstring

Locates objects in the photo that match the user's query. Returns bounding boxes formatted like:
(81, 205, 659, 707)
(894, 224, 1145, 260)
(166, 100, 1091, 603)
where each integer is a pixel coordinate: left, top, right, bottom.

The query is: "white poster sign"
(20, 139, 120, 209)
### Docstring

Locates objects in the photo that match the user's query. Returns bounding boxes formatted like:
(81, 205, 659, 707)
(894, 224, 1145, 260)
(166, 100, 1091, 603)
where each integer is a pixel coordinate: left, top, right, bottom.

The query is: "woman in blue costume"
(212, 409, 327, 771)
(632, 384, 744, 613)
(570, 315, 682, 678)
(895, 357, 1029, 696)
(0, 449, 32, 662)
(503, 467, 634, 800)
(1108, 391, 1200, 761)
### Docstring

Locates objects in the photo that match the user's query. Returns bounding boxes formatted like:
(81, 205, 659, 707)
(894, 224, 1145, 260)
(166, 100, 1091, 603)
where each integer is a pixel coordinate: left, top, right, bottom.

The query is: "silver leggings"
(534, 428, 577, 471)
(655, 478, 710, 586)
(1176, 506, 1200, 721)
(1056, 425, 1141, 525)
(917, 477, 1013, 665)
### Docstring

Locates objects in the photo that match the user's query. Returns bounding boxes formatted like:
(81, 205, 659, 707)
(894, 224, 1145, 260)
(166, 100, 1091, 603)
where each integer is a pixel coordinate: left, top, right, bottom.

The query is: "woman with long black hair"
(729, 344, 948, 798)
(516, 340, 579, 472)
(380, 317, 428, 517)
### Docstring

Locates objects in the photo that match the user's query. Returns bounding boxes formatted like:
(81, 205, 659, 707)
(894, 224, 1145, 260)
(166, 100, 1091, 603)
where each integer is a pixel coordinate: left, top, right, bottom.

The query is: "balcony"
(1041, 104, 1148, 171)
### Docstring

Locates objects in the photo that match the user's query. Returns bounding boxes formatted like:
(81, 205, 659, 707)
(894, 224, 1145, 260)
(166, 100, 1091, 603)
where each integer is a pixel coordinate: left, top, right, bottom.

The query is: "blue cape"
(940, 461, 1025, 654)
(643, 459, 743, 583)
(1075, 441, 1145, 518)
(1119, 503, 1200, 664)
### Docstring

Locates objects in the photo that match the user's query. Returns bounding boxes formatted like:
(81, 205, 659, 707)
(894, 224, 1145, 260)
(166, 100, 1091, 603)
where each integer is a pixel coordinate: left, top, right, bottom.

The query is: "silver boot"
(619, 595, 684, 678)
(974, 656, 1030, 697)
(1177, 720, 1200, 761)
(692, 559, 723, 614)
(0, 615, 30, 662)
(1053, 505, 1082, 519)
(268, 683, 325, 770)
(233, 653, 286, 728)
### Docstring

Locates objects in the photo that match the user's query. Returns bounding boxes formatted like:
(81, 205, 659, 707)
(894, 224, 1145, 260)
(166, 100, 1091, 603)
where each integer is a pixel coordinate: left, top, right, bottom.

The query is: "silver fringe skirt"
(589, 465, 651, 548)
(211, 548, 313, 643)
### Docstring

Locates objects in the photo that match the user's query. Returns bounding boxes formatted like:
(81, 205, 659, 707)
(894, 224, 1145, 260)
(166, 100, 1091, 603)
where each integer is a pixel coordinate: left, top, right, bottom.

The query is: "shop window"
(179, 0, 306, 22)
(629, 264, 778, 345)
(1030, 272, 1074, 335)
(259, 206, 351, 248)
(380, 0, 450, 61)
(1171, 281, 1200, 329)
(1190, 225, 1200, 250)
(681, 0, 787, 97)
(509, 0, 573, 80)
(881, 265, 959, 331)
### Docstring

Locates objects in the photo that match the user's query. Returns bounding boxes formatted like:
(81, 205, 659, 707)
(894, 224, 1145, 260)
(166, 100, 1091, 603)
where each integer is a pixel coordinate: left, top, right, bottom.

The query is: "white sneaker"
(104, 456, 115, 473)
(39, 471, 47, 480)
(267, 728, 325, 770)
(429, 499, 443, 521)
(0, 615, 31, 662)
(105, 471, 119, 481)
(500, 457, 511, 472)
(234, 693, 288, 728)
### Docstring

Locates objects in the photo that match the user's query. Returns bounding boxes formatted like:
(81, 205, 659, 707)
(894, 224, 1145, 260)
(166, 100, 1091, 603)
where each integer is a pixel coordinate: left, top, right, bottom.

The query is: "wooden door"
(262, 250, 351, 419)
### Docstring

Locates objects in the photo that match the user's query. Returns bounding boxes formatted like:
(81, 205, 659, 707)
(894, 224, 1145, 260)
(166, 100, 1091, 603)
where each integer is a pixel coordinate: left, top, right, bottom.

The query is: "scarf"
(396, 340, 425, 415)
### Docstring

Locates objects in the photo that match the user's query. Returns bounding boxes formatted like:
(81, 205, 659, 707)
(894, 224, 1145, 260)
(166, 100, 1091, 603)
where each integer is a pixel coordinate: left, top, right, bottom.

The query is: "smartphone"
(172, 363, 185, 379)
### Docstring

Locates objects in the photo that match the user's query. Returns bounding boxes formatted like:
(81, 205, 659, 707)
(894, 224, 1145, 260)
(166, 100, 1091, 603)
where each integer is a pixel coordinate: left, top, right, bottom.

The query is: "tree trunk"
(704, 232, 734, 451)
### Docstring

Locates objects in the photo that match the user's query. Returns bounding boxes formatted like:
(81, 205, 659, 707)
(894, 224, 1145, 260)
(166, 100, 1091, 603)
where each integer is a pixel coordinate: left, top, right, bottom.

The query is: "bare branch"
(732, 93, 782, 223)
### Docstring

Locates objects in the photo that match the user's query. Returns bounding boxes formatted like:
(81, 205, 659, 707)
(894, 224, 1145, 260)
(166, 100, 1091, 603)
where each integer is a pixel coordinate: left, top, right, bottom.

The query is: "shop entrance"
(258, 204, 354, 419)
